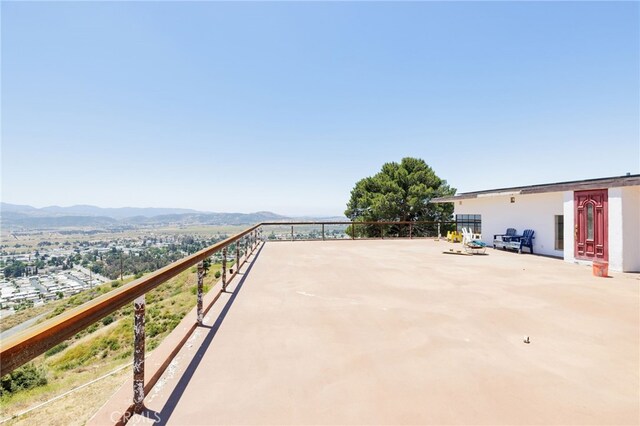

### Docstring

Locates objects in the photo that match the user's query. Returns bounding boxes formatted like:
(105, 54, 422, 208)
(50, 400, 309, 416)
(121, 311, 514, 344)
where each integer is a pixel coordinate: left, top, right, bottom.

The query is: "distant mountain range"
(0, 202, 344, 229)
(1, 203, 202, 218)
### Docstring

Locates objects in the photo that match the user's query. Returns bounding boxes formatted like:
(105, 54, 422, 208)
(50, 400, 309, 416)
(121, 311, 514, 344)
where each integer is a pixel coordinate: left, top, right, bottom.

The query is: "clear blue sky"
(2, 1, 638, 216)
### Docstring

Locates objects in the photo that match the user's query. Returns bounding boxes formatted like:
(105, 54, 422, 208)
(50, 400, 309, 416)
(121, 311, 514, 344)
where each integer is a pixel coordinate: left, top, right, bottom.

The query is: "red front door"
(574, 189, 608, 261)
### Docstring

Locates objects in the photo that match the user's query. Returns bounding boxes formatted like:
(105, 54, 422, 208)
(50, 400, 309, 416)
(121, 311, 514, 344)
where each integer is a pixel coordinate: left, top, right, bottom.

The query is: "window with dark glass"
(555, 215, 564, 250)
(456, 214, 481, 234)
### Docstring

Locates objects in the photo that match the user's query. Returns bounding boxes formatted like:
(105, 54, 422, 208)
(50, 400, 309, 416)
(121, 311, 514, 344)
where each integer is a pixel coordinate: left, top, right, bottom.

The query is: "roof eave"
(430, 174, 640, 203)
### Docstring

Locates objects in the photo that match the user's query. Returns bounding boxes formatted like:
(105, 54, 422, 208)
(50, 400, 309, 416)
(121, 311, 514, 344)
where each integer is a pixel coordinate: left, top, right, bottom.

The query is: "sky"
(2, 1, 638, 216)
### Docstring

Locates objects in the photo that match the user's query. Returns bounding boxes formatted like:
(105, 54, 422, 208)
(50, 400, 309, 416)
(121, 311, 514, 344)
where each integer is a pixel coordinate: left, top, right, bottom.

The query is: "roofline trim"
(431, 174, 640, 203)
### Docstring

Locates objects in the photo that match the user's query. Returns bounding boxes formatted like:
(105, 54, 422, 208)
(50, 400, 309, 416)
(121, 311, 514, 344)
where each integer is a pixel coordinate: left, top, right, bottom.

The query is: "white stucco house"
(432, 174, 640, 272)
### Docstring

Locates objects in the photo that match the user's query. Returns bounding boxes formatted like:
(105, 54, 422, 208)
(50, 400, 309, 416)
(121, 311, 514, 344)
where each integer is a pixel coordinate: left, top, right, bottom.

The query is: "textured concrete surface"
(95, 240, 639, 425)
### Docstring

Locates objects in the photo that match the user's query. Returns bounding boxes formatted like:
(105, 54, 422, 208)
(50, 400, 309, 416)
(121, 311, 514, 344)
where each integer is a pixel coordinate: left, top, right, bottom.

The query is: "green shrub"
(49, 306, 65, 318)
(147, 306, 160, 319)
(147, 322, 161, 338)
(190, 285, 210, 295)
(0, 364, 48, 396)
(102, 315, 114, 326)
(118, 350, 132, 359)
(45, 342, 69, 357)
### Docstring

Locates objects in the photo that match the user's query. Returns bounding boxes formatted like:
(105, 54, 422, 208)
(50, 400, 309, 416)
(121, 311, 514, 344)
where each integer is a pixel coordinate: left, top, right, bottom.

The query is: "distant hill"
(1, 212, 119, 228)
(0, 203, 39, 214)
(124, 211, 293, 226)
(1, 203, 200, 218)
(0, 202, 326, 229)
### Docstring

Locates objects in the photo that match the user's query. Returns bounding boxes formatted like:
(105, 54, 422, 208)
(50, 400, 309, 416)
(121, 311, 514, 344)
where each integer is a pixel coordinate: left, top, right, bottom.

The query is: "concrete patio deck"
(92, 240, 639, 425)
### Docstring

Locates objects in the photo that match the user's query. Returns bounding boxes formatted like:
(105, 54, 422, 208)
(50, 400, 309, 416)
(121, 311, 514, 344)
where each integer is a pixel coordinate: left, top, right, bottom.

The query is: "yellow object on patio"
(446, 231, 463, 243)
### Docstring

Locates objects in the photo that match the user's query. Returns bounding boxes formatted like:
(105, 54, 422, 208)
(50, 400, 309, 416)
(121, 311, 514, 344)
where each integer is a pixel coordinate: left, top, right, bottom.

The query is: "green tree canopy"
(344, 158, 455, 236)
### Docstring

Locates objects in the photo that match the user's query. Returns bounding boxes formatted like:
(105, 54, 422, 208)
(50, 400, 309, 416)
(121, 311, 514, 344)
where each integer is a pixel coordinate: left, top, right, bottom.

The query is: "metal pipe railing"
(0, 223, 261, 377)
(261, 220, 457, 241)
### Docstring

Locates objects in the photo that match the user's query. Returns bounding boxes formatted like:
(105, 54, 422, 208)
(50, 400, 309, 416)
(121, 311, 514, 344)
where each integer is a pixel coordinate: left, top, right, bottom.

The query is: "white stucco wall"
(606, 186, 640, 272)
(454, 192, 564, 258)
(621, 186, 640, 272)
(562, 191, 574, 262)
(608, 188, 624, 272)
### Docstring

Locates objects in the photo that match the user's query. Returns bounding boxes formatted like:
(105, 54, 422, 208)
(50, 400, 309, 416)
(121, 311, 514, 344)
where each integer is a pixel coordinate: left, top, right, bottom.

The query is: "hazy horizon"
(0, 201, 347, 218)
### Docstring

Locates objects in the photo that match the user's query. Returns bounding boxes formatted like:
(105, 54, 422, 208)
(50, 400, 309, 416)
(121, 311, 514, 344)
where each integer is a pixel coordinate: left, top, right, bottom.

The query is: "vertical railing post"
(322, 224, 325, 241)
(196, 261, 204, 325)
(235, 242, 240, 273)
(437, 223, 441, 240)
(222, 247, 227, 292)
(133, 295, 145, 413)
(352, 223, 356, 240)
(410, 223, 413, 239)
(291, 225, 294, 241)
(380, 223, 384, 239)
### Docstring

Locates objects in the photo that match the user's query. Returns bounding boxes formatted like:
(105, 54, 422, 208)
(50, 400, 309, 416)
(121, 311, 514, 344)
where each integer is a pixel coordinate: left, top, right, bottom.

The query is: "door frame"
(574, 189, 608, 261)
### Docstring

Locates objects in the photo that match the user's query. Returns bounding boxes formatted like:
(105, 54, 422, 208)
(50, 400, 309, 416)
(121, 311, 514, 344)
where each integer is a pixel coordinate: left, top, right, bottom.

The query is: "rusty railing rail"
(0, 224, 261, 376)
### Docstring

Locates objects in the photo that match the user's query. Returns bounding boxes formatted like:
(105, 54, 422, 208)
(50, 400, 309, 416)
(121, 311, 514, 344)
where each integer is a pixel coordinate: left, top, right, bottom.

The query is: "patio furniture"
(493, 228, 517, 249)
(446, 230, 463, 243)
(508, 229, 535, 254)
(461, 228, 487, 254)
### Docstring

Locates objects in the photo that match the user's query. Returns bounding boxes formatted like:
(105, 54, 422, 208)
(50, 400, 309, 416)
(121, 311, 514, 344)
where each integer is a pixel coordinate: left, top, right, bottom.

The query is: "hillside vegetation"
(0, 262, 227, 421)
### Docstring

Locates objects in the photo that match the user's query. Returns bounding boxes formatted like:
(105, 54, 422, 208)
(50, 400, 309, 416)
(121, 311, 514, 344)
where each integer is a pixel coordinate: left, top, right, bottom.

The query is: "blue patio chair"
(509, 229, 535, 254)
